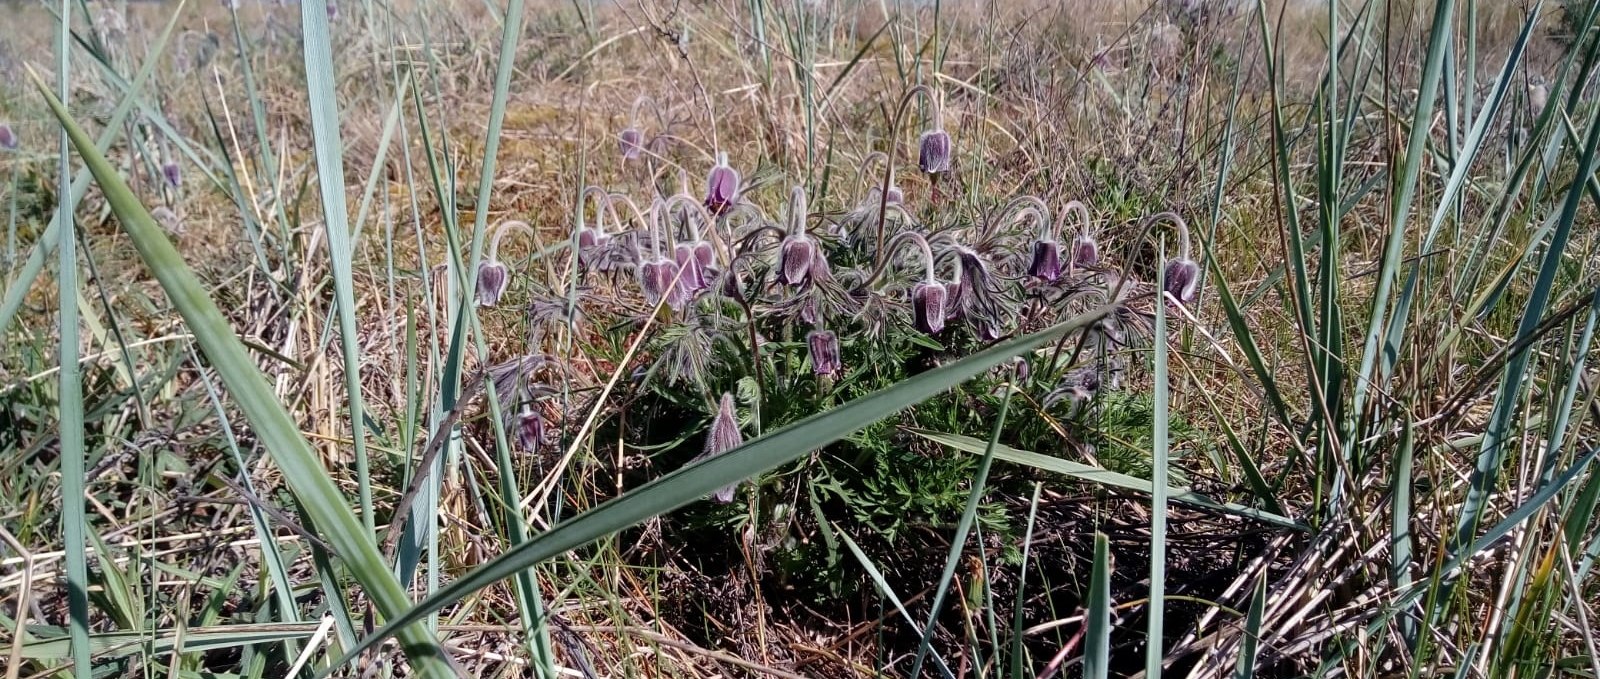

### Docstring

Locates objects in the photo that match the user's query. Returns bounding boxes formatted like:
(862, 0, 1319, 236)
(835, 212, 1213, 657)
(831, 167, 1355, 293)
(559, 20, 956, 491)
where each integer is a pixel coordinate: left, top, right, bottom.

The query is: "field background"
(2, 0, 1599, 677)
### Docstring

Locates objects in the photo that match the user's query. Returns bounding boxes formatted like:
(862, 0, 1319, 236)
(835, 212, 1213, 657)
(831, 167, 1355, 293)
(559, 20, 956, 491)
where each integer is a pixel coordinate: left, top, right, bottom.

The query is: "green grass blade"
(907, 381, 1015, 678)
(1391, 417, 1417, 647)
(837, 529, 956, 678)
(909, 430, 1302, 530)
(18, 625, 322, 660)
(1083, 532, 1111, 679)
(53, 0, 91, 673)
(1233, 574, 1267, 679)
(325, 306, 1118, 668)
(1147, 270, 1169, 677)
(301, 0, 375, 537)
(1009, 482, 1042, 679)
(30, 71, 456, 679)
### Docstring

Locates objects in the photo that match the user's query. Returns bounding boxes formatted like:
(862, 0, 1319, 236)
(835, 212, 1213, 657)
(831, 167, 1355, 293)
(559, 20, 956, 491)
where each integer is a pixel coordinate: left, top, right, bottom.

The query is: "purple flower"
(1072, 234, 1099, 268)
(674, 242, 709, 292)
(476, 261, 509, 307)
(640, 258, 680, 308)
(162, 161, 181, 188)
(918, 129, 952, 174)
(1028, 239, 1062, 282)
(516, 405, 544, 451)
(577, 227, 608, 257)
(912, 281, 948, 335)
(778, 234, 816, 286)
(620, 127, 644, 160)
(1163, 257, 1200, 304)
(0, 123, 17, 151)
(693, 241, 714, 269)
(705, 154, 741, 214)
(808, 330, 841, 377)
(694, 393, 744, 503)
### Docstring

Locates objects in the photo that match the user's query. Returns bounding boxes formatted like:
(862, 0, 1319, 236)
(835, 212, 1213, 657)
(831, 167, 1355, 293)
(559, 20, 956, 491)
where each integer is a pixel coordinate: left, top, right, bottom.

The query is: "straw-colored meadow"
(1, 0, 1597, 676)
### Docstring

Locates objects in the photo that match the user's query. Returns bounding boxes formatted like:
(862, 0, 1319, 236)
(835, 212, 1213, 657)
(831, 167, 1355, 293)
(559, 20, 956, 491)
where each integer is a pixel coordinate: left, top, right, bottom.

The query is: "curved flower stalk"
(663, 193, 719, 294)
(777, 187, 819, 286)
(872, 85, 945, 263)
(1140, 211, 1199, 305)
(638, 198, 689, 310)
(576, 185, 617, 265)
(1059, 200, 1099, 270)
(478, 220, 536, 307)
(619, 95, 654, 161)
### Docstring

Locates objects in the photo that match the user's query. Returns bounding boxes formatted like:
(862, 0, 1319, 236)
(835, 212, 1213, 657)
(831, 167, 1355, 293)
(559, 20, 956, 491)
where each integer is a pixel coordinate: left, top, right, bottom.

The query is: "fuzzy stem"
(608, 193, 650, 232)
(1058, 200, 1092, 239)
(628, 94, 663, 128)
(853, 151, 889, 206)
(580, 185, 611, 230)
(489, 220, 536, 262)
(860, 230, 938, 289)
(787, 186, 808, 236)
(874, 84, 939, 263)
(1140, 211, 1192, 260)
(664, 193, 712, 241)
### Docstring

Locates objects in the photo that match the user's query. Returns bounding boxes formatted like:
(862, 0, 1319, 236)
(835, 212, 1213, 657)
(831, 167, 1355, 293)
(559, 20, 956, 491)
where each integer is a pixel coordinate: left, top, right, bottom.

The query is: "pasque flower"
(477, 220, 535, 307)
(705, 152, 741, 214)
(1058, 200, 1099, 269)
(1141, 211, 1200, 305)
(0, 123, 17, 151)
(808, 329, 841, 377)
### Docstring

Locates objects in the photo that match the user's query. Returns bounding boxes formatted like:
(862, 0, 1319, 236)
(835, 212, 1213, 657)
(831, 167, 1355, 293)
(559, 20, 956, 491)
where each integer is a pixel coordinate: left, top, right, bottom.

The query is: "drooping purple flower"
(0, 123, 18, 151)
(693, 393, 744, 503)
(918, 129, 952, 174)
(516, 405, 544, 451)
(619, 127, 644, 160)
(326, 1, 339, 20)
(162, 161, 181, 188)
(1163, 257, 1200, 304)
(1028, 239, 1062, 282)
(577, 227, 608, 255)
(1072, 234, 1100, 269)
(808, 330, 841, 377)
(476, 261, 509, 307)
(912, 281, 948, 335)
(674, 242, 709, 292)
(693, 240, 715, 269)
(640, 258, 680, 308)
(705, 154, 741, 214)
(778, 234, 816, 286)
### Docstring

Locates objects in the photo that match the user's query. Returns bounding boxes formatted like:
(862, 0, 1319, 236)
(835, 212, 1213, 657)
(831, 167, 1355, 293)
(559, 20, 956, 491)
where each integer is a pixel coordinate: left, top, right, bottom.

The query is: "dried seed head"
(516, 405, 545, 451)
(1163, 257, 1200, 304)
(162, 161, 181, 188)
(0, 123, 16, 151)
(912, 281, 948, 335)
(476, 261, 510, 307)
(918, 129, 952, 174)
(1072, 234, 1100, 268)
(705, 154, 741, 214)
(698, 393, 744, 503)
(1028, 238, 1062, 282)
(619, 127, 644, 160)
(778, 234, 817, 286)
(808, 330, 841, 377)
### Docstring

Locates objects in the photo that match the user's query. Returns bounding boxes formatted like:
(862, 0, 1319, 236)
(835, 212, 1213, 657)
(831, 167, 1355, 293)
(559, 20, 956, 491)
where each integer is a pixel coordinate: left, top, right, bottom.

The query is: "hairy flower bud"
(516, 405, 544, 451)
(0, 123, 17, 151)
(918, 129, 952, 174)
(778, 234, 816, 286)
(619, 127, 644, 160)
(476, 261, 509, 307)
(1163, 257, 1200, 304)
(705, 156, 741, 214)
(1072, 234, 1100, 268)
(808, 330, 841, 377)
(912, 281, 948, 335)
(693, 240, 715, 269)
(694, 393, 744, 503)
(162, 161, 181, 188)
(1028, 238, 1062, 282)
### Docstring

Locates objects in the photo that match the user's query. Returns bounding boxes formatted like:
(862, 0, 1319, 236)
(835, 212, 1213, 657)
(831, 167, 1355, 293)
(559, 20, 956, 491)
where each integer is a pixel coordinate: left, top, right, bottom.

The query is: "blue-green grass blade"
(1084, 532, 1111, 679)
